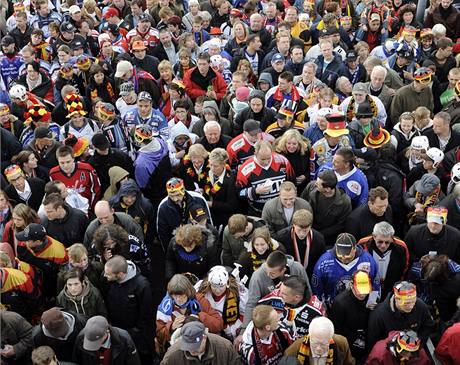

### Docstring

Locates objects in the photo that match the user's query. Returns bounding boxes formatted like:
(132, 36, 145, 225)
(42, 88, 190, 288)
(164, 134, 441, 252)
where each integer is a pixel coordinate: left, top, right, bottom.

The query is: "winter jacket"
(57, 277, 107, 318)
(314, 54, 348, 89)
(57, 261, 104, 293)
(192, 100, 232, 137)
(183, 66, 227, 101)
(373, 161, 406, 220)
(233, 105, 277, 136)
(366, 330, 431, 365)
(390, 84, 434, 125)
(230, 46, 265, 74)
(83, 212, 144, 249)
(345, 204, 393, 241)
(32, 310, 87, 362)
(404, 224, 460, 265)
(165, 228, 220, 281)
(364, 82, 394, 113)
(5, 177, 46, 212)
(358, 236, 409, 298)
(25, 138, 61, 170)
(102, 166, 131, 201)
(221, 216, 266, 267)
(0, 311, 33, 365)
(41, 205, 89, 247)
(166, 122, 199, 168)
(439, 194, 460, 232)
(157, 190, 211, 250)
(134, 138, 169, 190)
(390, 123, 420, 154)
(435, 322, 460, 365)
(425, 4, 460, 40)
(156, 292, 224, 347)
(367, 293, 435, 351)
(423, 128, 460, 154)
(73, 326, 141, 365)
(261, 196, 313, 237)
(17, 71, 54, 103)
(0, 127, 22, 171)
(312, 246, 381, 306)
(103, 261, 154, 356)
(301, 182, 352, 245)
(85, 75, 117, 104)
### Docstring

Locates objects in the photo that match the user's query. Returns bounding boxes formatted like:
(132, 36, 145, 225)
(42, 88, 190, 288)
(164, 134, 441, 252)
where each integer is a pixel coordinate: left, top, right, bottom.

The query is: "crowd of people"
(2, 0, 460, 364)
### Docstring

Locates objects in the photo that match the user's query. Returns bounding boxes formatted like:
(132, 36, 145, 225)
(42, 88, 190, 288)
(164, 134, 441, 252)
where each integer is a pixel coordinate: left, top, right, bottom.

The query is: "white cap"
(114, 60, 133, 78)
(426, 147, 444, 166)
(452, 162, 460, 183)
(411, 135, 429, 150)
(317, 107, 334, 118)
(208, 266, 229, 287)
(69, 5, 81, 14)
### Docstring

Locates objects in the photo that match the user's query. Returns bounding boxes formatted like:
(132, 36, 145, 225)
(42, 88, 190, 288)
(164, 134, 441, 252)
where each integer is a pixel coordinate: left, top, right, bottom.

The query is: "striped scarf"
(297, 335, 337, 365)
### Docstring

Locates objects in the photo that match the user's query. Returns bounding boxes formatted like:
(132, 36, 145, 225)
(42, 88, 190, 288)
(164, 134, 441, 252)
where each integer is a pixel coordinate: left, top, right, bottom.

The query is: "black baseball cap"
(335, 233, 356, 256)
(16, 223, 47, 241)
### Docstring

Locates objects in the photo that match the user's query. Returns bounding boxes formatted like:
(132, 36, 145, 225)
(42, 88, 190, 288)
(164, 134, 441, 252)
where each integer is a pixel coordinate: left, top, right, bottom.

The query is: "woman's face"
(204, 112, 217, 122)
(66, 277, 83, 296)
(26, 154, 38, 169)
(94, 72, 105, 85)
(320, 96, 333, 107)
(160, 68, 173, 81)
(170, 89, 180, 100)
(122, 194, 137, 207)
(70, 255, 88, 269)
(185, 37, 196, 49)
(286, 138, 299, 153)
(239, 64, 250, 74)
(400, 118, 413, 134)
(27, 65, 39, 81)
(234, 24, 245, 38)
(209, 159, 225, 176)
(171, 293, 188, 306)
(190, 155, 205, 170)
(211, 284, 226, 296)
(58, 51, 70, 63)
(189, 3, 199, 13)
(403, 12, 413, 24)
(0, 195, 9, 210)
(253, 237, 269, 255)
(12, 214, 25, 228)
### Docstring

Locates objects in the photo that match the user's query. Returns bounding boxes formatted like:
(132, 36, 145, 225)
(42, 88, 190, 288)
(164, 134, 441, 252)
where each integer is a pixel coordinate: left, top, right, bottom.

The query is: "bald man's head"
(94, 201, 115, 225)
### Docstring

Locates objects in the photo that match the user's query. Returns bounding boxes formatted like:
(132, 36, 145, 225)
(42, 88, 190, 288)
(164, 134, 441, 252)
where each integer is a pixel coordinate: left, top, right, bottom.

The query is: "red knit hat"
(64, 134, 89, 157)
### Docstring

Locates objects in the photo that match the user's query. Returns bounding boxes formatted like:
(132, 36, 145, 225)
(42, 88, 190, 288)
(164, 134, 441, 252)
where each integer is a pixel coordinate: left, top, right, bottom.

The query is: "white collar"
(15, 179, 31, 195)
(335, 166, 357, 181)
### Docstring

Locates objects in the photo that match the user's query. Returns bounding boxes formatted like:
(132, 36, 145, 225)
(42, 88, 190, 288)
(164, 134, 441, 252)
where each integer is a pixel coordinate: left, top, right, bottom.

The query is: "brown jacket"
(284, 334, 355, 365)
(161, 333, 243, 365)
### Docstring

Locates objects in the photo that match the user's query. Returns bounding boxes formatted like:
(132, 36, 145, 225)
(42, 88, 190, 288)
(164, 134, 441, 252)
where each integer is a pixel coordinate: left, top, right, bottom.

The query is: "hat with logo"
(426, 206, 448, 225)
(410, 135, 429, 150)
(138, 13, 152, 23)
(272, 53, 285, 63)
(16, 223, 47, 241)
(131, 40, 147, 51)
(346, 50, 358, 61)
(41, 308, 70, 338)
(189, 205, 208, 222)
(353, 270, 372, 295)
(138, 91, 152, 102)
(324, 113, 349, 137)
(414, 67, 432, 82)
(180, 321, 206, 352)
(68, 5, 81, 15)
(96, 102, 116, 121)
(60, 22, 75, 33)
(83, 316, 110, 351)
(1, 35, 15, 47)
(396, 330, 421, 353)
(420, 28, 433, 38)
(335, 233, 356, 256)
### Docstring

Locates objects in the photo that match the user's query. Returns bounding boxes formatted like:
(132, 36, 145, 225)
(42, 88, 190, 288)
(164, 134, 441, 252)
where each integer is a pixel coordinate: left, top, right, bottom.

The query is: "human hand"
(296, 175, 306, 185)
(233, 335, 243, 350)
(172, 315, 185, 330)
(176, 150, 186, 159)
(255, 184, 272, 195)
(0, 345, 15, 358)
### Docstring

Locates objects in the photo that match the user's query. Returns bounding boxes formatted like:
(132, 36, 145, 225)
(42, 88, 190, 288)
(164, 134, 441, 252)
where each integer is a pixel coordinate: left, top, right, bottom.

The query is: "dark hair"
(197, 52, 210, 62)
(318, 169, 337, 188)
(27, 60, 41, 72)
(89, 63, 105, 76)
(44, 181, 63, 195)
(92, 223, 129, 259)
(43, 192, 65, 209)
(174, 99, 190, 111)
(282, 275, 310, 299)
(437, 37, 454, 49)
(56, 145, 74, 159)
(246, 33, 260, 44)
(31, 28, 45, 37)
(279, 71, 294, 83)
(369, 186, 388, 202)
(378, 142, 397, 162)
(266, 250, 287, 269)
(335, 147, 355, 168)
(63, 267, 85, 283)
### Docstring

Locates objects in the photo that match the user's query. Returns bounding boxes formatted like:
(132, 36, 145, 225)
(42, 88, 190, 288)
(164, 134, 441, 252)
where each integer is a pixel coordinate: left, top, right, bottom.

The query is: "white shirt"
(16, 180, 32, 201)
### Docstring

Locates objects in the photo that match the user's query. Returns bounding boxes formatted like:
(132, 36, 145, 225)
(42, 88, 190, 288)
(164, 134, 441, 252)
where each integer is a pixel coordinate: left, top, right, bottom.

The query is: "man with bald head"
(83, 200, 143, 248)
(249, 13, 273, 52)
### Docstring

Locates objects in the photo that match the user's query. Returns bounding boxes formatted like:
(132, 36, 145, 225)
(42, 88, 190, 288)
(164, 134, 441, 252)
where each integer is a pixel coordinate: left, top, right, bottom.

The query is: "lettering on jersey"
(347, 180, 362, 195)
(241, 161, 256, 176)
(80, 172, 86, 182)
(231, 138, 245, 151)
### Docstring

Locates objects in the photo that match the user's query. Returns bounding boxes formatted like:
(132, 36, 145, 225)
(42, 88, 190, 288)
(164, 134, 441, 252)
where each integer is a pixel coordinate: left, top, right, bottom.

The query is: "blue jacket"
(123, 108, 169, 140)
(311, 246, 380, 306)
(314, 55, 347, 89)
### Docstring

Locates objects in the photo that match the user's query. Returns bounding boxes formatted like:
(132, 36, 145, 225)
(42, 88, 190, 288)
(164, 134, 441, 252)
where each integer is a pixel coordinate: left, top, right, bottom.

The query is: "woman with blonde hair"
(275, 129, 311, 190)
(165, 224, 220, 281)
(224, 20, 248, 56)
(237, 227, 285, 281)
(158, 60, 175, 118)
(196, 265, 248, 340)
(178, 143, 210, 191)
(2, 203, 40, 256)
(156, 273, 223, 353)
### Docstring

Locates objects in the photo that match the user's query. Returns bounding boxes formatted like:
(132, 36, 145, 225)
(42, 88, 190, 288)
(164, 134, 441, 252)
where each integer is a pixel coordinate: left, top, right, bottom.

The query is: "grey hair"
(199, 11, 212, 21)
(363, 56, 383, 68)
(209, 148, 228, 164)
(336, 76, 350, 90)
(372, 221, 395, 237)
(203, 120, 221, 133)
(434, 112, 451, 125)
(432, 24, 446, 35)
(303, 62, 318, 73)
(309, 316, 334, 338)
(372, 65, 388, 79)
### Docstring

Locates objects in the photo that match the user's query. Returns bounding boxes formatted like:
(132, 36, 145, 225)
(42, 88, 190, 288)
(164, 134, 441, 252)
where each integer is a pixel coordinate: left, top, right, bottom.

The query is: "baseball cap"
(138, 91, 152, 102)
(425, 147, 444, 165)
(346, 50, 358, 61)
(103, 7, 119, 19)
(180, 321, 206, 352)
(131, 40, 147, 51)
(73, 40, 84, 49)
(41, 308, 70, 338)
(335, 233, 356, 256)
(15, 223, 47, 241)
(60, 22, 75, 33)
(119, 81, 135, 96)
(352, 82, 368, 94)
(34, 126, 53, 139)
(83, 316, 110, 351)
(415, 173, 440, 196)
(114, 60, 133, 78)
(411, 135, 429, 150)
(1, 35, 15, 47)
(138, 13, 152, 23)
(426, 206, 448, 225)
(353, 270, 371, 295)
(92, 133, 110, 150)
(189, 205, 208, 222)
(68, 5, 81, 14)
(272, 53, 285, 63)
(243, 119, 262, 134)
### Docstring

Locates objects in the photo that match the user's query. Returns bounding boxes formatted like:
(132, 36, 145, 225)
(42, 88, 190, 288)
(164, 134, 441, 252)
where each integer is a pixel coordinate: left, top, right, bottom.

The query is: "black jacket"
(51, 96, 92, 126)
(5, 177, 45, 211)
(367, 294, 435, 351)
(9, 26, 33, 50)
(73, 326, 141, 365)
(404, 224, 460, 265)
(345, 204, 393, 241)
(1, 127, 22, 171)
(439, 194, 460, 232)
(207, 172, 239, 229)
(25, 139, 61, 171)
(131, 54, 161, 79)
(87, 148, 134, 192)
(41, 205, 89, 247)
(103, 262, 154, 356)
(150, 42, 178, 64)
(198, 134, 232, 151)
(233, 106, 277, 135)
(32, 311, 87, 362)
(0, 311, 33, 365)
(275, 226, 326, 278)
(230, 47, 265, 74)
(422, 128, 460, 154)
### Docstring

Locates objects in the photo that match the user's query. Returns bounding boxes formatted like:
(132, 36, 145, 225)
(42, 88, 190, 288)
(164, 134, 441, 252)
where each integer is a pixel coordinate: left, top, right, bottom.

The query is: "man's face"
(315, 178, 332, 195)
(373, 234, 393, 253)
(279, 283, 301, 305)
(168, 191, 184, 205)
(138, 20, 150, 33)
(205, 125, 220, 144)
(294, 224, 311, 240)
(160, 32, 172, 46)
(250, 98, 263, 113)
(256, 147, 272, 167)
(244, 131, 260, 144)
(279, 189, 296, 208)
(352, 92, 366, 104)
(432, 117, 448, 136)
(272, 60, 285, 72)
(277, 36, 291, 54)
(265, 5, 276, 19)
(113, 0, 125, 8)
(320, 43, 333, 60)
(58, 154, 75, 174)
(448, 72, 460, 87)
(332, 154, 347, 172)
(310, 331, 332, 357)
(197, 59, 209, 76)
(250, 15, 263, 31)
(131, 3, 142, 15)
(284, 8, 297, 23)
(368, 197, 388, 217)
(414, 77, 431, 91)
(38, 2, 49, 16)
(133, 48, 146, 60)
(291, 48, 304, 63)
(302, 65, 315, 83)
(96, 207, 115, 225)
(66, 277, 84, 296)
(44, 204, 61, 221)
(427, 221, 443, 234)
(138, 100, 152, 116)
(336, 247, 356, 264)
(395, 295, 417, 313)
(189, 337, 207, 357)
(16, 17, 26, 29)
(249, 37, 262, 51)
(27, 65, 39, 81)
(441, 0, 453, 9)
(8, 174, 26, 191)
(104, 266, 121, 282)
(26, 239, 43, 249)
(265, 265, 286, 279)
(278, 77, 291, 93)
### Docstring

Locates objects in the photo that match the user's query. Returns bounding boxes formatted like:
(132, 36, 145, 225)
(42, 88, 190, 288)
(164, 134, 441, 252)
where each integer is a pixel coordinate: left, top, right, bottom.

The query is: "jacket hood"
(120, 260, 138, 283)
(258, 72, 274, 88)
(63, 277, 91, 301)
(170, 121, 191, 140)
(202, 100, 221, 118)
(42, 311, 75, 340)
(249, 90, 266, 103)
(139, 136, 167, 154)
(393, 122, 419, 140)
(108, 166, 130, 188)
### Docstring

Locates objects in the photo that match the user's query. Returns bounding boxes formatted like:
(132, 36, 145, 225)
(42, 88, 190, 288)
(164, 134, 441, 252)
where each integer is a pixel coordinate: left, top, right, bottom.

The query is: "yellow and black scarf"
(222, 289, 240, 325)
(407, 186, 440, 225)
(297, 335, 337, 365)
(346, 95, 378, 122)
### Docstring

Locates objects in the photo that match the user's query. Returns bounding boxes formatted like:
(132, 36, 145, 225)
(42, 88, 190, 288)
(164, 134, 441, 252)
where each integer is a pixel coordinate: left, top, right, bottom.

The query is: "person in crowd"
(0, 309, 34, 365)
(11, 150, 49, 181)
(346, 186, 393, 240)
(435, 304, 460, 364)
(262, 181, 312, 237)
(423, 111, 460, 153)
(156, 273, 224, 353)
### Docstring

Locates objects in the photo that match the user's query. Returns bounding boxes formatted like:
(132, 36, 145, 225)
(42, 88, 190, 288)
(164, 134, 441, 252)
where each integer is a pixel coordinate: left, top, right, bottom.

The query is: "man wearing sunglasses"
(390, 67, 434, 125)
(357, 221, 410, 298)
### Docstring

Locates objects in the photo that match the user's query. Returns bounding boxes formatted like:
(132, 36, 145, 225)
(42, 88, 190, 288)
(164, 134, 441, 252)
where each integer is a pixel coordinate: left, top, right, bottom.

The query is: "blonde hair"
(251, 227, 271, 248)
(252, 305, 275, 328)
(67, 243, 88, 263)
(232, 20, 248, 40)
(188, 143, 209, 159)
(209, 148, 228, 164)
(275, 129, 309, 155)
(158, 60, 173, 72)
(0, 251, 12, 268)
(12, 204, 40, 231)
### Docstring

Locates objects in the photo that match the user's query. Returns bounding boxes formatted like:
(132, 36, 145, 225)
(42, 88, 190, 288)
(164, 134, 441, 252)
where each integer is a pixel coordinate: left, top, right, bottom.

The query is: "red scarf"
(273, 85, 302, 102)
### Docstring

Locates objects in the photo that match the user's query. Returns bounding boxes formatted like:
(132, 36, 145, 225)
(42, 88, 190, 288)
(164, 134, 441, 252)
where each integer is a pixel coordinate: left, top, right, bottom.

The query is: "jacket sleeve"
(390, 94, 403, 125)
(242, 271, 265, 329)
(164, 243, 177, 282)
(213, 73, 228, 102)
(345, 211, 360, 239)
(128, 216, 145, 243)
(435, 328, 455, 364)
(197, 294, 224, 333)
(210, 176, 239, 215)
(321, 198, 352, 240)
(124, 330, 142, 365)
(367, 309, 386, 352)
(157, 204, 172, 250)
(311, 259, 325, 300)
(261, 201, 277, 236)
(10, 314, 33, 360)
(155, 317, 173, 346)
(418, 303, 435, 343)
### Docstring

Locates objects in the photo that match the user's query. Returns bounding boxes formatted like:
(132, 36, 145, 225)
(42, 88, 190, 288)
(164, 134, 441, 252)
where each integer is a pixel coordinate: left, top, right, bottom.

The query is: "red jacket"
(435, 323, 460, 365)
(183, 66, 227, 101)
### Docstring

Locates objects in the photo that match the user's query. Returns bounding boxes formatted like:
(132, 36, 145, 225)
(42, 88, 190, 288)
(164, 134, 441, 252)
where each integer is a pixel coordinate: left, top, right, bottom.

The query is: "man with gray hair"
(284, 316, 355, 364)
(364, 65, 394, 114)
(357, 221, 410, 298)
(295, 62, 324, 95)
(198, 120, 232, 151)
(423, 111, 460, 153)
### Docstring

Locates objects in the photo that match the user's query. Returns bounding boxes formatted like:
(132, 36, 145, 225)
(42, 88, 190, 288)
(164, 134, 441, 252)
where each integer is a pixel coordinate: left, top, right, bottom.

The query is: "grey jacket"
(261, 196, 313, 236)
(364, 82, 394, 112)
(0, 311, 33, 365)
(242, 257, 309, 329)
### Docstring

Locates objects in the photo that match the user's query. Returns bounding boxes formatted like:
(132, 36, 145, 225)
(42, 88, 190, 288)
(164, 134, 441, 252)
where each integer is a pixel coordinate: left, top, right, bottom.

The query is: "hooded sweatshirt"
(167, 122, 198, 167)
(103, 166, 130, 200)
(134, 138, 169, 189)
